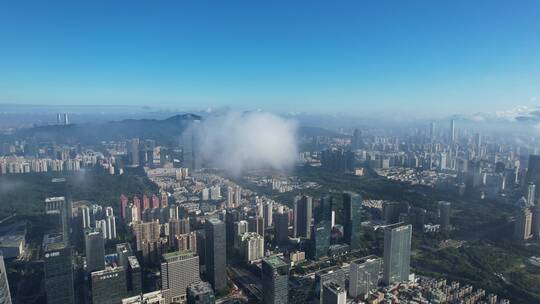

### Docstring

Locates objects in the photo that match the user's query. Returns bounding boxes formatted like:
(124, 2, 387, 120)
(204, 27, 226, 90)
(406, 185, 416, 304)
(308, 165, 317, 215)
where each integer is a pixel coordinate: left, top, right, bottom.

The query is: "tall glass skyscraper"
(311, 220, 331, 259)
(85, 229, 105, 273)
(262, 256, 289, 304)
(383, 223, 412, 285)
(349, 256, 381, 298)
(294, 195, 312, 239)
(43, 234, 74, 304)
(343, 192, 362, 249)
(205, 218, 227, 293)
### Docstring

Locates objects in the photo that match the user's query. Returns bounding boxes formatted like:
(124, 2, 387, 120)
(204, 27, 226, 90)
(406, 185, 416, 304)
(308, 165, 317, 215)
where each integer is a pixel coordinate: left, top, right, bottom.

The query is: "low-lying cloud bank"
(194, 111, 298, 175)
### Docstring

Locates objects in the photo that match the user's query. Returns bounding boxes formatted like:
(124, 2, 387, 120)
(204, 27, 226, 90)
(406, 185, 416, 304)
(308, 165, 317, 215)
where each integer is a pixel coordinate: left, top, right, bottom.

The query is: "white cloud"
(195, 111, 298, 175)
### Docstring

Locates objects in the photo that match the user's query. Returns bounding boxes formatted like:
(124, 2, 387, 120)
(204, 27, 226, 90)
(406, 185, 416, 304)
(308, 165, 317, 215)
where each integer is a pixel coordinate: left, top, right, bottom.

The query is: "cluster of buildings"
(306, 120, 536, 203)
(0, 148, 106, 175)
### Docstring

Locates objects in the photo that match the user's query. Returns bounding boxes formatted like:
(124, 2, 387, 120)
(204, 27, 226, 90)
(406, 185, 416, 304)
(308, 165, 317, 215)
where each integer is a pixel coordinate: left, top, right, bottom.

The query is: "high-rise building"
(120, 194, 129, 219)
(274, 212, 289, 246)
(383, 223, 412, 285)
(343, 192, 362, 249)
(204, 219, 227, 292)
(187, 281, 215, 304)
(527, 183, 536, 206)
(0, 254, 12, 304)
(294, 195, 312, 239)
(240, 232, 264, 262)
(91, 267, 128, 304)
(81, 206, 91, 229)
(532, 204, 540, 240)
(514, 208, 533, 240)
(161, 250, 200, 304)
(349, 257, 381, 298)
(233, 220, 249, 251)
(316, 195, 333, 225)
(129, 138, 140, 167)
(264, 201, 273, 228)
(169, 218, 190, 236)
(132, 221, 160, 251)
(234, 186, 242, 205)
(43, 234, 74, 304)
(311, 220, 331, 259)
(526, 156, 540, 197)
(248, 216, 264, 235)
(182, 121, 201, 170)
(127, 256, 142, 296)
(352, 128, 363, 149)
(315, 266, 347, 301)
(85, 230, 105, 273)
(262, 256, 289, 304)
(322, 281, 346, 304)
(225, 210, 240, 262)
(437, 201, 451, 231)
(106, 216, 117, 239)
(450, 119, 456, 142)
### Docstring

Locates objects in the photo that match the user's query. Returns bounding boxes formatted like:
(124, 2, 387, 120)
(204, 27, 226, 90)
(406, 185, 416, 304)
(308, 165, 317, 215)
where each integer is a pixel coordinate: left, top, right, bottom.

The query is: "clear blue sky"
(1, 1, 539, 116)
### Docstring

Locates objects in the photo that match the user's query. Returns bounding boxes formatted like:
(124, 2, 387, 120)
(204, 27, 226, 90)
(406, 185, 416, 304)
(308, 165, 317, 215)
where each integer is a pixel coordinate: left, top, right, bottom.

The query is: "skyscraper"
(527, 155, 540, 198)
(532, 204, 540, 240)
(311, 220, 331, 259)
(383, 223, 412, 285)
(322, 281, 347, 304)
(349, 257, 381, 298)
(316, 195, 333, 225)
(85, 230, 105, 273)
(343, 192, 362, 249)
(43, 234, 75, 304)
(261, 256, 289, 304)
(274, 212, 289, 246)
(91, 267, 128, 304)
(527, 183, 536, 206)
(182, 120, 201, 170)
(81, 206, 91, 229)
(106, 215, 117, 239)
(225, 210, 240, 261)
(129, 138, 140, 167)
(450, 119, 456, 142)
(514, 208, 533, 240)
(204, 219, 227, 292)
(127, 256, 142, 296)
(351, 128, 363, 149)
(294, 195, 312, 239)
(233, 220, 249, 251)
(248, 216, 264, 235)
(263, 201, 273, 228)
(161, 250, 200, 304)
(240, 232, 264, 262)
(0, 254, 12, 304)
(437, 201, 451, 231)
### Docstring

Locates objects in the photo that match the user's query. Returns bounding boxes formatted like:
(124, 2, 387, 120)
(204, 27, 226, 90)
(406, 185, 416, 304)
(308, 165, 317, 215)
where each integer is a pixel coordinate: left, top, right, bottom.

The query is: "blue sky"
(0, 1, 539, 117)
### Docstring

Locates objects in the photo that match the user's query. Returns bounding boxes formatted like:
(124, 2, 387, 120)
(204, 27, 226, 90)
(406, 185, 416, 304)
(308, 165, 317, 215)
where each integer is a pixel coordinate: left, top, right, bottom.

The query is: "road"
(228, 266, 263, 302)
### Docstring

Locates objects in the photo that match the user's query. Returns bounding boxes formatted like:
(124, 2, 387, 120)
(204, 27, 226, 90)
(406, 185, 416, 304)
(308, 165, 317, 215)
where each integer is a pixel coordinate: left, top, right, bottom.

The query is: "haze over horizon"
(1, 1, 539, 117)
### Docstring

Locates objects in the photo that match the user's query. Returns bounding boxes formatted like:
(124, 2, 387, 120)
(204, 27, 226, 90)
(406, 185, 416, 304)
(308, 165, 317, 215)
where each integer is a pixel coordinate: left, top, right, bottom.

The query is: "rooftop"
(44, 196, 65, 202)
(128, 256, 140, 269)
(162, 250, 195, 261)
(264, 255, 288, 268)
(42, 233, 65, 251)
